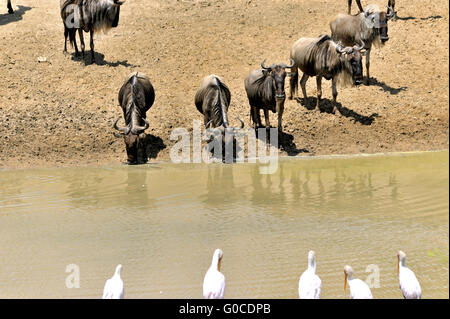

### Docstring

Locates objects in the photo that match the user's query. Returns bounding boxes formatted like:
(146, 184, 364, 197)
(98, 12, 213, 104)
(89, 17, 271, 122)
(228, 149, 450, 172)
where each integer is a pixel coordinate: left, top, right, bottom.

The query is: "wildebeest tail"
(291, 66, 298, 96)
(212, 77, 230, 128)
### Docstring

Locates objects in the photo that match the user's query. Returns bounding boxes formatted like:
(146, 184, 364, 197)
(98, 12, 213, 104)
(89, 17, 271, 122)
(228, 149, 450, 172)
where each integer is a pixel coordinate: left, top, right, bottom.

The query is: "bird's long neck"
(115, 268, 122, 278)
(307, 258, 316, 273)
(211, 254, 222, 272)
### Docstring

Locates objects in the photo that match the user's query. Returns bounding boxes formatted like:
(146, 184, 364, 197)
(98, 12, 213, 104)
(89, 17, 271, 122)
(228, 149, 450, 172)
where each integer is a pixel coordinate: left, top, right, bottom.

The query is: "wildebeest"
(5, 0, 13, 13)
(60, 0, 125, 63)
(60, 0, 84, 56)
(195, 74, 244, 131)
(114, 72, 155, 164)
(289, 35, 364, 113)
(331, 4, 395, 84)
(347, 0, 396, 20)
(244, 59, 294, 132)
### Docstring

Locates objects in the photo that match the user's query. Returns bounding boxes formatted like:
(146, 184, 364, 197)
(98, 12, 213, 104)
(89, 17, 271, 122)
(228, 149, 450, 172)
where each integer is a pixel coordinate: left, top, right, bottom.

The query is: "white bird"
(298, 250, 322, 299)
(398, 251, 422, 299)
(344, 265, 373, 299)
(102, 264, 124, 299)
(203, 248, 226, 299)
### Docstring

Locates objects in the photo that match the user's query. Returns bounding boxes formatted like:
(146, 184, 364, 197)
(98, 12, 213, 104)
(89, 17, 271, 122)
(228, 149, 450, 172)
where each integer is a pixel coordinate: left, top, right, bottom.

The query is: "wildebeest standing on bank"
(289, 35, 364, 113)
(60, 0, 125, 63)
(331, 5, 395, 84)
(114, 72, 155, 164)
(347, 0, 396, 20)
(195, 74, 244, 131)
(61, 0, 84, 56)
(244, 59, 294, 132)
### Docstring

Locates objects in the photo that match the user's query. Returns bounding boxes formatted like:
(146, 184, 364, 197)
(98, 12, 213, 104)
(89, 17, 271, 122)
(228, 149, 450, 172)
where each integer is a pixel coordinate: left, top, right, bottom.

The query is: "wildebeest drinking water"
(114, 72, 155, 164)
(60, 0, 125, 63)
(331, 4, 395, 84)
(195, 74, 244, 131)
(244, 59, 295, 132)
(195, 75, 244, 159)
(289, 35, 364, 113)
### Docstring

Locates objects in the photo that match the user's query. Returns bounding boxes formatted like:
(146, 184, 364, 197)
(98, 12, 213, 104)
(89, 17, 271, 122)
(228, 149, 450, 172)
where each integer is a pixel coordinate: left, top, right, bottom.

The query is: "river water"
(0, 151, 448, 298)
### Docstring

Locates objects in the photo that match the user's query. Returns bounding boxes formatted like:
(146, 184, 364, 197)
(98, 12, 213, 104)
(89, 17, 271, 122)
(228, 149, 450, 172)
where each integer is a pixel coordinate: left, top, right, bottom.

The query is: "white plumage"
(398, 251, 422, 299)
(203, 248, 226, 299)
(298, 250, 322, 299)
(344, 265, 373, 299)
(102, 264, 124, 299)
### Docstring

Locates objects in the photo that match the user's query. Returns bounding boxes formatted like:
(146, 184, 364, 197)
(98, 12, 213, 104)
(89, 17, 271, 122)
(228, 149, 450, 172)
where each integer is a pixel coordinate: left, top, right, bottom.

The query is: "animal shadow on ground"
(369, 78, 407, 95)
(395, 14, 441, 21)
(420, 15, 442, 21)
(0, 5, 32, 26)
(143, 133, 166, 160)
(255, 128, 309, 156)
(71, 51, 138, 67)
(296, 98, 378, 126)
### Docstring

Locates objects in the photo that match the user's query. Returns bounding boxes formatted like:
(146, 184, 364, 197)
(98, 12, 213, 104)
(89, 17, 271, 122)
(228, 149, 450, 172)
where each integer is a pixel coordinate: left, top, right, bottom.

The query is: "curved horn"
(261, 59, 271, 70)
(354, 40, 365, 51)
(386, 6, 394, 18)
(231, 117, 245, 130)
(336, 43, 345, 54)
(114, 0, 126, 5)
(113, 117, 130, 135)
(131, 118, 149, 135)
(282, 58, 295, 68)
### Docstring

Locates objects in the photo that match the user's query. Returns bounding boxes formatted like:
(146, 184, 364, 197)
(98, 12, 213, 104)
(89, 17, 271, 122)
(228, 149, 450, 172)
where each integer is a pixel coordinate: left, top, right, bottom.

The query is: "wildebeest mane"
(251, 71, 275, 105)
(78, 0, 121, 33)
(304, 35, 353, 87)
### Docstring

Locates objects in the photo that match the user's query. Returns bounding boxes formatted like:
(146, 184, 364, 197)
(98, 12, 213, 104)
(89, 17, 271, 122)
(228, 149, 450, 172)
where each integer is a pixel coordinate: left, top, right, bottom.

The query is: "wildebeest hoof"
(8, 9, 14, 14)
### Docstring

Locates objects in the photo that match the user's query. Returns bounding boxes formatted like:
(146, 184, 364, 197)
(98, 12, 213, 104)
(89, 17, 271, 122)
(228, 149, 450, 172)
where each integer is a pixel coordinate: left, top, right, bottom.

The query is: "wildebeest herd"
(55, 0, 396, 164)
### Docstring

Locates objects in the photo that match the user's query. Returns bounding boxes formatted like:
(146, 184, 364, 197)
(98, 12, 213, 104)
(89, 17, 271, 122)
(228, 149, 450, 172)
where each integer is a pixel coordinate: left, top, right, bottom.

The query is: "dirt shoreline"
(0, 0, 448, 170)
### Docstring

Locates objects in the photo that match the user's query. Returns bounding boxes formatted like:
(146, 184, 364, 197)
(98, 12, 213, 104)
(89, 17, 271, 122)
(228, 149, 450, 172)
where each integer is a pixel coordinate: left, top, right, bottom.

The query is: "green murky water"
(0, 151, 448, 298)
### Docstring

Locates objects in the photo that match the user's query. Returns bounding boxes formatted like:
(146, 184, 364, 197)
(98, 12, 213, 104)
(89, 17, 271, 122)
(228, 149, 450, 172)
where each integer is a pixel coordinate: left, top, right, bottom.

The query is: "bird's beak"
(344, 272, 347, 291)
(218, 257, 222, 272)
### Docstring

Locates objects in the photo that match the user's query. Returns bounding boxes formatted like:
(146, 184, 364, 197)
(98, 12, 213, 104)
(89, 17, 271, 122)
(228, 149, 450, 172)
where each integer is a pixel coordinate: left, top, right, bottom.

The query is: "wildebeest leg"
(355, 0, 364, 12)
(263, 108, 270, 129)
(79, 29, 85, 58)
(7, 0, 13, 14)
(347, 0, 352, 14)
(256, 108, 262, 128)
(300, 73, 309, 107)
(331, 77, 338, 114)
(250, 105, 259, 129)
(71, 29, 80, 56)
(365, 48, 371, 85)
(64, 25, 69, 54)
(90, 29, 95, 63)
(316, 76, 322, 110)
(277, 102, 284, 132)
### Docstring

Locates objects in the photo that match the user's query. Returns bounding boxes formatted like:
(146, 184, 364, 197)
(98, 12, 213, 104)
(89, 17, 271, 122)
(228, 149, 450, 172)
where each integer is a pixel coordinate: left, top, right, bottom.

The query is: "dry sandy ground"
(0, 0, 448, 169)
